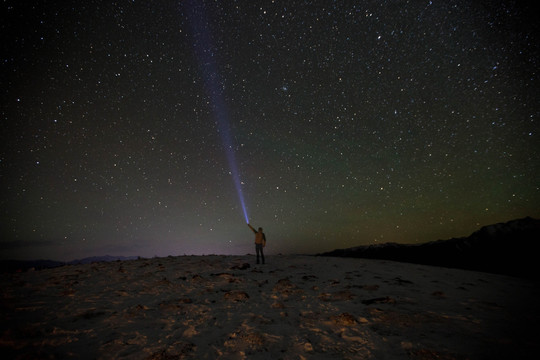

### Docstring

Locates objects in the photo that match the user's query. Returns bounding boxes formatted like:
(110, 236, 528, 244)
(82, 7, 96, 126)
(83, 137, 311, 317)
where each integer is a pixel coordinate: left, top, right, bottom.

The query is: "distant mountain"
(0, 255, 139, 273)
(319, 217, 540, 278)
(68, 255, 139, 265)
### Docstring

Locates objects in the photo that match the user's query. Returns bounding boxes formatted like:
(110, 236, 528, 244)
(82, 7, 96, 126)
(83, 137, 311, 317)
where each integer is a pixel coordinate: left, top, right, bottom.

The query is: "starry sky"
(1, 0, 539, 261)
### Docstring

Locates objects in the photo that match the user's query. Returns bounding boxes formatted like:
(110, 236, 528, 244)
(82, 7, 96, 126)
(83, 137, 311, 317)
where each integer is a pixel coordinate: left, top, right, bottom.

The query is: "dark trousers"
(255, 244, 265, 264)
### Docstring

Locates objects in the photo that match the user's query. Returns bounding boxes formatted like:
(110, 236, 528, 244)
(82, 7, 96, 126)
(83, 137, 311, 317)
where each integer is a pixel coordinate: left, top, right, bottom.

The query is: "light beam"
(184, 0, 249, 223)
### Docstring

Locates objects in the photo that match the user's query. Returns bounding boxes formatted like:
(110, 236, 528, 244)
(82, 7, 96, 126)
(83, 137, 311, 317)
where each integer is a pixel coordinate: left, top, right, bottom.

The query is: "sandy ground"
(1, 255, 538, 359)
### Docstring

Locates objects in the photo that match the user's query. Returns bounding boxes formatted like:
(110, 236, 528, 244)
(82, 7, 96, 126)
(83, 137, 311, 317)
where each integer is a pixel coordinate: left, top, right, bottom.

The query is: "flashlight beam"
(184, 0, 249, 223)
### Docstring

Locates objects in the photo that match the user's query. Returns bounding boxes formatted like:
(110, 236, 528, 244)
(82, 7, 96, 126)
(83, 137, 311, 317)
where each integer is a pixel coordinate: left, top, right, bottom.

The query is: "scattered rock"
(273, 278, 296, 291)
(230, 263, 250, 270)
(191, 274, 205, 282)
(149, 341, 196, 359)
(211, 273, 242, 283)
(4, 254, 534, 359)
(393, 277, 413, 285)
(223, 291, 249, 302)
(159, 299, 191, 313)
(77, 309, 107, 320)
(211, 272, 234, 277)
(361, 296, 395, 305)
(224, 329, 265, 350)
(318, 290, 354, 302)
(330, 312, 358, 326)
(407, 347, 457, 360)
(271, 301, 285, 309)
(182, 325, 198, 338)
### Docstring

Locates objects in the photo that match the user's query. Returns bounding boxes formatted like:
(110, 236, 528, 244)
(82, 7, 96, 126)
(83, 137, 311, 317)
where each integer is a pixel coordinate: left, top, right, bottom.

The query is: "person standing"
(247, 224, 266, 264)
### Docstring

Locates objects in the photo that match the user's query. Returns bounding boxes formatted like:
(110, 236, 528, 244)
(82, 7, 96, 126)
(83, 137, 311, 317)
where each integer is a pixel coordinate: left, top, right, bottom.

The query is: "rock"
(330, 312, 358, 326)
(230, 263, 250, 270)
(223, 291, 249, 302)
(361, 296, 395, 305)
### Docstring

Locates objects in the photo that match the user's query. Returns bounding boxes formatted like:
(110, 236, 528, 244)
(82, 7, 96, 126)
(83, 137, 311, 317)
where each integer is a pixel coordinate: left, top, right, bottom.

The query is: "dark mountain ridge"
(319, 217, 540, 278)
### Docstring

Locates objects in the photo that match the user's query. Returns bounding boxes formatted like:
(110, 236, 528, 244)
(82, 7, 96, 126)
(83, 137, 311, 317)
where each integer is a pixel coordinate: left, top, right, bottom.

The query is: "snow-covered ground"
(1, 255, 538, 359)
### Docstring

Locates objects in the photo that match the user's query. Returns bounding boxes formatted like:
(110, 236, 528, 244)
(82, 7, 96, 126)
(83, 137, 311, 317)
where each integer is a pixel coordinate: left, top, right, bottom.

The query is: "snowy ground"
(1, 255, 538, 359)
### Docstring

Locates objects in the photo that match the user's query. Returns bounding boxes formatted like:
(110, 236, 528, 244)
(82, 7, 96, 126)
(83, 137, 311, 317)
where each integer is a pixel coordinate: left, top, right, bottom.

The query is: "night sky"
(2, 0, 539, 261)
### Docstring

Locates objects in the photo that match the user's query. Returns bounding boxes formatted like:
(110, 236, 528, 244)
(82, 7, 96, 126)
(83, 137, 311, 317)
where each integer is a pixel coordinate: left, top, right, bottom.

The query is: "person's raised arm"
(247, 224, 256, 233)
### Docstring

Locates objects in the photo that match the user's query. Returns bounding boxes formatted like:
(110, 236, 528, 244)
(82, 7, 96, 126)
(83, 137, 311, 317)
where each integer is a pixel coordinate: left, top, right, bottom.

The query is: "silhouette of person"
(247, 224, 266, 264)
